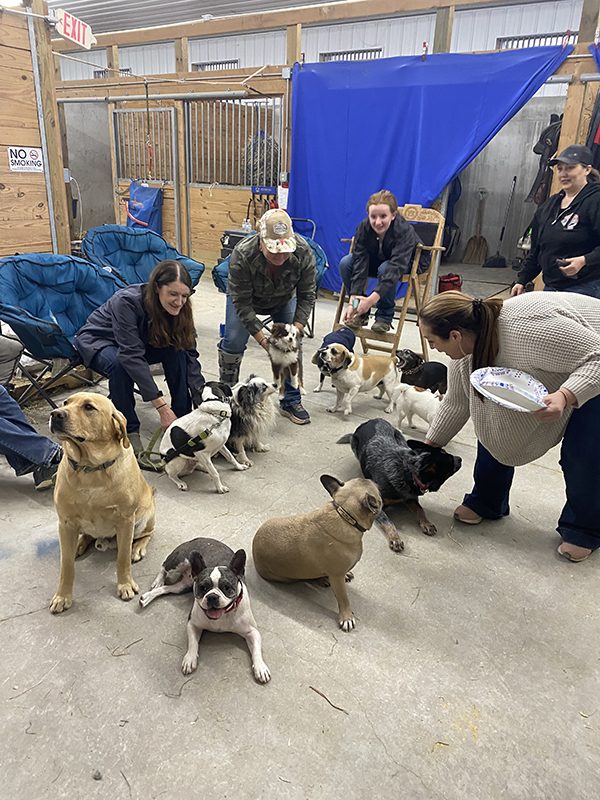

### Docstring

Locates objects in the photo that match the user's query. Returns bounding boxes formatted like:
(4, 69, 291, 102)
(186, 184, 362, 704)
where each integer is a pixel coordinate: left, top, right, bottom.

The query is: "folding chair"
(332, 204, 445, 359)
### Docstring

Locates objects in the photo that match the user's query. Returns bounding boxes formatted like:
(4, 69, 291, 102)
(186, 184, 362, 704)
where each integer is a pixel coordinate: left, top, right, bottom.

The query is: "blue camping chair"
(0, 254, 125, 407)
(82, 225, 205, 288)
(212, 234, 329, 338)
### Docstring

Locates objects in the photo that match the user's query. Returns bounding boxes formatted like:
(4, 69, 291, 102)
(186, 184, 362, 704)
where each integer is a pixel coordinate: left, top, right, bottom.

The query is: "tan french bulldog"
(252, 475, 383, 632)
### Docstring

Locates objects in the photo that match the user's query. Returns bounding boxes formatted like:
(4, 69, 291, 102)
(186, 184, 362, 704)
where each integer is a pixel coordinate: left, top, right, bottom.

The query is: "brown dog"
(267, 322, 304, 397)
(49, 392, 156, 613)
(252, 475, 382, 631)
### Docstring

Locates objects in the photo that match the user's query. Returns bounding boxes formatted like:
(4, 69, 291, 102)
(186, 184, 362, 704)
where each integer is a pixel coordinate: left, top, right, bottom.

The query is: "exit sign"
(53, 9, 96, 50)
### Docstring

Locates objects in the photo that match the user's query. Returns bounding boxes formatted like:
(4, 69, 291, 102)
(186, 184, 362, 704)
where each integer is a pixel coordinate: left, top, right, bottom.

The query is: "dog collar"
(68, 457, 116, 473)
(224, 585, 243, 613)
(412, 472, 429, 493)
(401, 364, 423, 375)
(332, 501, 368, 533)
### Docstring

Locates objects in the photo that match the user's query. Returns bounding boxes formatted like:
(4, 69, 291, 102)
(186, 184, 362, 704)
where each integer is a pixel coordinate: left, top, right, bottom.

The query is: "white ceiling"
(46, 0, 348, 36)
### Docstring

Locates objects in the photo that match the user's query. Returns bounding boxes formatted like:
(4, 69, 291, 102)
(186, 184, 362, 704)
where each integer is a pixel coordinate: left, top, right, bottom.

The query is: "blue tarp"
(288, 47, 572, 292)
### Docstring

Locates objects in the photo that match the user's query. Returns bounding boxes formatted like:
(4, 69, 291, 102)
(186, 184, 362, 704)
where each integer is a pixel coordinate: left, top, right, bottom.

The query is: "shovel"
(462, 188, 488, 265)
(483, 175, 517, 268)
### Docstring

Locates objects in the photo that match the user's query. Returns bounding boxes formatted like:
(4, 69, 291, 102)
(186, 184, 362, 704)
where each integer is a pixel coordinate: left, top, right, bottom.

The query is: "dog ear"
(189, 550, 206, 577)
(111, 410, 130, 449)
(362, 490, 382, 515)
(218, 383, 233, 398)
(406, 439, 442, 453)
(230, 549, 246, 577)
(320, 474, 344, 497)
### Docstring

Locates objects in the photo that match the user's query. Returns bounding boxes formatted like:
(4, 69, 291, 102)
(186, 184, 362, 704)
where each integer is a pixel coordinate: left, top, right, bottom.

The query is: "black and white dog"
(395, 349, 448, 395)
(312, 327, 356, 393)
(139, 537, 270, 683)
(227, 375, 278, 466)
(267, 322, 304, 397)
(339, 418, 461, 545)
(160, 381, 249, 493)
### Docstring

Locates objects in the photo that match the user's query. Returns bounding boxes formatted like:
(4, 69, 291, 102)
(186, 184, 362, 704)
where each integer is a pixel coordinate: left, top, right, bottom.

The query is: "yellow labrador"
(49, 392, 155, 613)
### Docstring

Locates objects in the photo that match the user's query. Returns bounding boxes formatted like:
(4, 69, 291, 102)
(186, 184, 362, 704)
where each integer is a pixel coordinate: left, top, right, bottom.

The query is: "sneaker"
(371, 319, 392, 334)
(280, 403, 311, 425)
(128, 432, 144, 455)
(346, 313, 370, 330)
(32, 447, 63, 491)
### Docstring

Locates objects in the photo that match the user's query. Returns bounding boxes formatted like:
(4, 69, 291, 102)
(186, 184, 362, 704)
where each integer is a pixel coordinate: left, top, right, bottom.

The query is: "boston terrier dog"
(140, 537, 270, 683)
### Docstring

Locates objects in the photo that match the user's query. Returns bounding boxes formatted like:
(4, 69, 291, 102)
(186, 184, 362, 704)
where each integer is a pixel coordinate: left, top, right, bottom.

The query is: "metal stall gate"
(111, 107, 181, 249)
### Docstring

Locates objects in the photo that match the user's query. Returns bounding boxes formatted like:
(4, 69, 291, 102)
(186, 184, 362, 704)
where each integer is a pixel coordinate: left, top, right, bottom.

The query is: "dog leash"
(332, 501, 368, 533)
(136, 411, 230, 473)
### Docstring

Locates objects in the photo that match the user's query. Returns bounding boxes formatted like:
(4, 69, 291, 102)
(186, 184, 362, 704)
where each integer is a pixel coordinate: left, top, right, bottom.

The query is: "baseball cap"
(549, 144, 593, 166)
(259, 209, 297, 253)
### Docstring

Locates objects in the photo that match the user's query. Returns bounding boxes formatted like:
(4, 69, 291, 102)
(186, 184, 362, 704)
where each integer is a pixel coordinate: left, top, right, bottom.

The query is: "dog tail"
(336, 433, 353, 444)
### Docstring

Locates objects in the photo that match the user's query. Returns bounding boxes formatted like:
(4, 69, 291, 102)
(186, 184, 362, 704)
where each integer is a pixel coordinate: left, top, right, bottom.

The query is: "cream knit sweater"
(426, 292, 600, 466)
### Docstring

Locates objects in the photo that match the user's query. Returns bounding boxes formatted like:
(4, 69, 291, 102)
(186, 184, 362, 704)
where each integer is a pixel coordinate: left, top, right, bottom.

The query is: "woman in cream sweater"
(418, 290, 600, 563)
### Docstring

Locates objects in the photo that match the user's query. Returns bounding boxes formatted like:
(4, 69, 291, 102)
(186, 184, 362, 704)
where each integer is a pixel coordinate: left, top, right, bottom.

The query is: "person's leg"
(89, 345, 140, 433)
(562, 277, 600, 299)
(272, 298, 310, 424)
(556, 394, 600, 558)
(457, 441, 515, 521)
(338, 254, 354, 295)
(0, 385, 61, 475)
(218, 295, 250, 385)
(145, 344, 191, 419)
(373, 260, 397, 325)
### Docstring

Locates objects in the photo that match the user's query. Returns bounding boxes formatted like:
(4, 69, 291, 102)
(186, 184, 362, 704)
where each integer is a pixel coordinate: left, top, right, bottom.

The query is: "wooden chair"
(332, 204, 445, 360)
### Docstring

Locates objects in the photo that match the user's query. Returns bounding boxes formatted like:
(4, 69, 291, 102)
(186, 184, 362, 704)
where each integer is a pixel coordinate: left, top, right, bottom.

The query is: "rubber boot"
(218, 344, 244, 387)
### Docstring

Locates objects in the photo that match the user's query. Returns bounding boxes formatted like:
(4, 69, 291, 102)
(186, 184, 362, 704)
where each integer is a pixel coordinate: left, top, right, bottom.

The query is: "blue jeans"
(544, 277, 600, 299)
(463, 394, 600, 550)
(0, 385, 60, 475)
(90, 344, 191, 433)
(222, 294, 301, 408)
(338, 254, 397, 323)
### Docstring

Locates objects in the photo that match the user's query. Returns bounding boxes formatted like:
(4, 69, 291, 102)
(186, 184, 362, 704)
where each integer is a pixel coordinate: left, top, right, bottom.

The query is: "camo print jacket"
(228, 232, 317, 336)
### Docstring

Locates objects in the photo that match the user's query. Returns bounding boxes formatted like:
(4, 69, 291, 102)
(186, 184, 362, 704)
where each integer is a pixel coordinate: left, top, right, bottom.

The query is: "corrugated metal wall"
(58, 48, 106, 81)
(119, 43, 176, 75)
(188, 30, 286, 69)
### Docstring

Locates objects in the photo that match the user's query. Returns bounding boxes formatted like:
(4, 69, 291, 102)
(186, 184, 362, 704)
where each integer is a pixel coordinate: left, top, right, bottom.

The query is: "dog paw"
(235, 463, 250, 471)
(255, 443, 270, 452)
(181, 654, 198, 675)
(326, 406, 337, 414)
(420, 522, 437, 536)
(138, 593, 151, 608)
(384, 406, 394, 414)
(176, 482, 188, 492)
(339, 617, 356, 632)
(216, 485, 230, 494)
(131, 544, 147, 562)
(312, 386, 322, 393)
(388, 537, 405, 553)
(315, 576, 330, 587)
(253, 661, 271, 683)
(117, 581, 139, 600)
(50, 594, 72, 614)
(344, 571, 355, 582)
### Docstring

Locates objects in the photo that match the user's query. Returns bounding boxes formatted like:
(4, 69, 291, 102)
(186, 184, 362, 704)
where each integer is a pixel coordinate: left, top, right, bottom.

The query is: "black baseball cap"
(549, 144, 593, 166)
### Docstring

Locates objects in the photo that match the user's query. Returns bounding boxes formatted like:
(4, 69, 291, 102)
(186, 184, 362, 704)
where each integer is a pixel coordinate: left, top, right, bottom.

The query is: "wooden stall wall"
(189, 185, 251, 265)
(0, 12, 52, 257)
(117, 180, 177, 247)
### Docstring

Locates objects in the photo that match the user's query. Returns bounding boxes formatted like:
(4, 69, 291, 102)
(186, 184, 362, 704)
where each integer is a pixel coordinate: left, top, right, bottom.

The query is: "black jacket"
(74, 284, 204, 402)
(517, 182, 600, 289)
(349, 214, 427, 299)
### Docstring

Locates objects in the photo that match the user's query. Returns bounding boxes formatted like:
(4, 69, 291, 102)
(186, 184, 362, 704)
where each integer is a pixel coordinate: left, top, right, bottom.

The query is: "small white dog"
(396, 385, 442, 429)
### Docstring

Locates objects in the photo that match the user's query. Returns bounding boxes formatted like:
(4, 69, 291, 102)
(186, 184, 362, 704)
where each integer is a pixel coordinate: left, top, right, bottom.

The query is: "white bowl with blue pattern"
(470, 367, 548, 412)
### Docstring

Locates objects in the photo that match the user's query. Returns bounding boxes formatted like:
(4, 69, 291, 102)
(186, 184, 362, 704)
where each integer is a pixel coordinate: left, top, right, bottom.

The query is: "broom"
(462, 188, 488, 264)
(483, 175, 517, 268)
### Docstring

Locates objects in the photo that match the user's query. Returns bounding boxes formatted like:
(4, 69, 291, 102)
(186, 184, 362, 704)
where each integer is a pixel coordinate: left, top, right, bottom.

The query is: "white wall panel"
(188, 31, 286, 69)
(302, 15, 435, 63)
(57, 48, 106, 81)
(119, 43, 176, 75)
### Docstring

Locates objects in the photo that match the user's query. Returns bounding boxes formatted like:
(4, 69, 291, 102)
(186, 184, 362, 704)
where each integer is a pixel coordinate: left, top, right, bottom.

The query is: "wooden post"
(175, 101, 189, 255)
(286, 24, 302, 65)
(578, 0, 600, 42)
(433, 6, 455, 53)
(107, 102, 121, 224)
(106, 44, 119, 77)
(57, 103, 75, 240)
(31, 0, 70, 253)
(175, 37, 188, 73)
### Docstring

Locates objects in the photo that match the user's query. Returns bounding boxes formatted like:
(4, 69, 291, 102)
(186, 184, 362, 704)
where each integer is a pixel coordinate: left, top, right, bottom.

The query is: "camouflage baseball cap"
(259, 209, 297, 253)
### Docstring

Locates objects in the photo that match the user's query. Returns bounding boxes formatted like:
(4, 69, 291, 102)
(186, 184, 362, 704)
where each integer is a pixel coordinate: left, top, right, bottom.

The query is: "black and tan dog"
(49, 392, 156, 612)
(253, 475, 383, 632)
(339, 418, 461, 544)
(395, 349, 448, 395)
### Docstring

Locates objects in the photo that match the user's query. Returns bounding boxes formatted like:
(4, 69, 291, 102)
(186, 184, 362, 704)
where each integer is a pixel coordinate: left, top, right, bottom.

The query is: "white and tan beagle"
(320, 344, 399, 416)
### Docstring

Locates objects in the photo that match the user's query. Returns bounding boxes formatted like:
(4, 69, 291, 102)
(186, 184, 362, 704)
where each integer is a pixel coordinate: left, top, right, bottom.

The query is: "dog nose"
(271, 382, 277, 389)
(206, 593, 221, 608)
(51, 409, 67, 420)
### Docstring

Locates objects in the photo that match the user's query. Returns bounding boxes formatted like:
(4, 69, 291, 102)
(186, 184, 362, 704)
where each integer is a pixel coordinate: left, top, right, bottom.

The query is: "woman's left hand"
(558, 256, 586, 278)
(533, 391, 568, 422)
(158, 405, 177, 431)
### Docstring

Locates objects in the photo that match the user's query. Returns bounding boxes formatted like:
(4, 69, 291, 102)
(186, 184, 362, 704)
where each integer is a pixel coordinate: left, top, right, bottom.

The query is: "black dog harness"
(332, 501, 368, 533)
(68, 457, 116, 473)
(163, 409, 230, 465)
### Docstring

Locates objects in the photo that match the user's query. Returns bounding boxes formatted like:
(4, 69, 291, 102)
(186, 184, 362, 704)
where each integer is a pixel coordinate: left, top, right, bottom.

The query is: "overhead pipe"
(57, 90, 249, 104)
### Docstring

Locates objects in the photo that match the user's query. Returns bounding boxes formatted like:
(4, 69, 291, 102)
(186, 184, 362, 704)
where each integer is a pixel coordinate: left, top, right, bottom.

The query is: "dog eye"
(83, 403, 96, 412)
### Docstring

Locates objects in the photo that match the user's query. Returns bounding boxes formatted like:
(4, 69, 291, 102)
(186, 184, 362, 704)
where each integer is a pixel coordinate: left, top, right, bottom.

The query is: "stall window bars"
(94, 67, 132, 79)
(496, 31, 578, 50)
(320, 47, 383, 62)
(113, 107, 175, 184)
(187, 97, 283, 188)
(191, 59, 240, 71)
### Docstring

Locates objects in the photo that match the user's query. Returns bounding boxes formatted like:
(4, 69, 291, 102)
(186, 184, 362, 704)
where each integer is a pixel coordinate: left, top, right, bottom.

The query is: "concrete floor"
(1, 272, 599, 800)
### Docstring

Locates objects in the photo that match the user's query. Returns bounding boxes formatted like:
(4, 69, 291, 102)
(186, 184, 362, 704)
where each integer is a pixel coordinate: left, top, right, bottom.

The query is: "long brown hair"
(144, 260, 196, 350)
(419, 291, 504, 375)
(366, 189, 398, 215)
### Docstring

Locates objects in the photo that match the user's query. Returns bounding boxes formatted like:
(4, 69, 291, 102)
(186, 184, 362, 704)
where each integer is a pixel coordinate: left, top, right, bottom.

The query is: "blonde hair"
(419, 291, 504, 377)
(366, 190, 398, 215)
